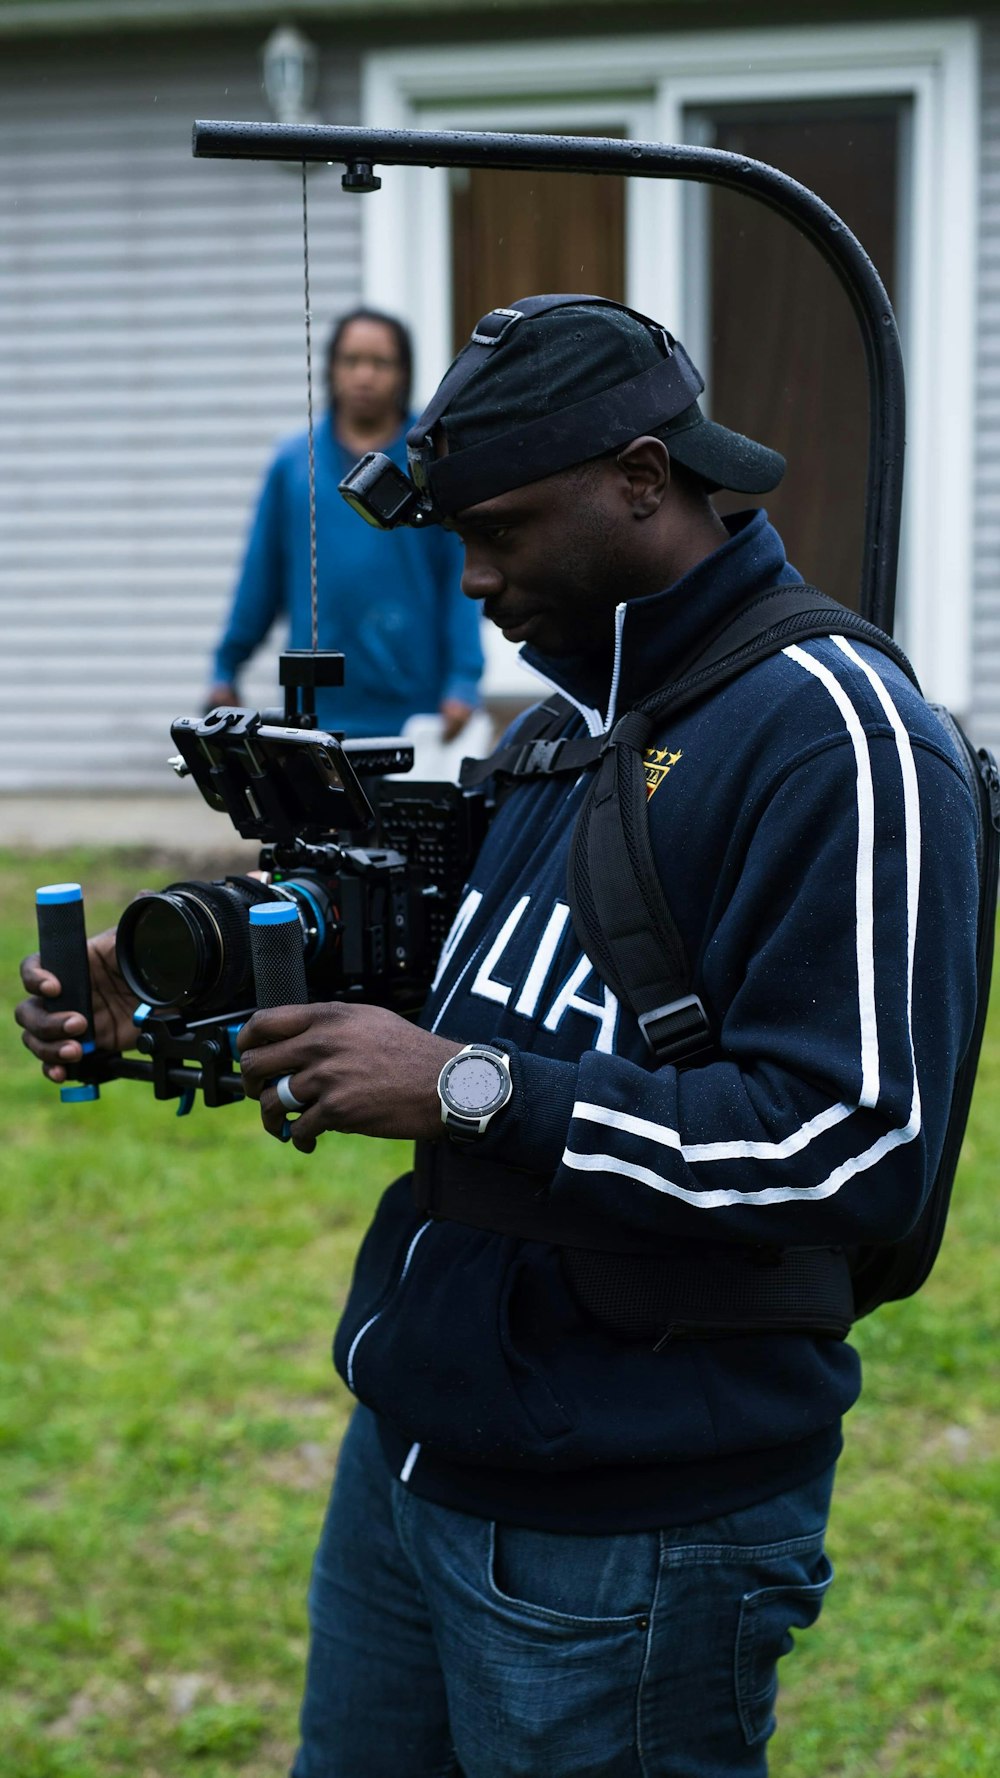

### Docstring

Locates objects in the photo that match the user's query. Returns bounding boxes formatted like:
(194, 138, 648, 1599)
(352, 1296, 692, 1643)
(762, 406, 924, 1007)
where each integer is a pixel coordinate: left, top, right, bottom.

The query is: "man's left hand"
(237, 1002, 462, 1153)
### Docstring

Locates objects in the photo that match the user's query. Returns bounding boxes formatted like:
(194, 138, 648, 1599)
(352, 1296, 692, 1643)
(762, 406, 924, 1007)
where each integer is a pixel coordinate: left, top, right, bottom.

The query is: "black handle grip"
(248, 903, 309, 1008)
(36, 883, 97, 1040)
(36, 883, 100, 1103)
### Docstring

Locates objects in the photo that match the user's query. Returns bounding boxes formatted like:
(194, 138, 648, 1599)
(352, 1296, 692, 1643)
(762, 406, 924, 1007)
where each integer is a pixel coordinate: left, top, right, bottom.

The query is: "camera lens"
(117, 877, 277, 1016)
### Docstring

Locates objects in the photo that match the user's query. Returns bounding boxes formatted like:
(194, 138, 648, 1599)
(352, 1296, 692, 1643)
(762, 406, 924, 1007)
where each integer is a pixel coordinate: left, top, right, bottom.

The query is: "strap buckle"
(470, 307, 523, 347)
(513, 736, 566, 776)
(638, 994, 714, 1066)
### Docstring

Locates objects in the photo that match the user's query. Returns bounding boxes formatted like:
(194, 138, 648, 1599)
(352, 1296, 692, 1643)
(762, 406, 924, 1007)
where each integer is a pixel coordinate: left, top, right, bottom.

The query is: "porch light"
(262, 25, 319, 126)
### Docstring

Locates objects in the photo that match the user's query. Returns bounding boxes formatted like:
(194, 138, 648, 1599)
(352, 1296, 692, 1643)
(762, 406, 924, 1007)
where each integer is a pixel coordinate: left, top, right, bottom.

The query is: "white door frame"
(362, 20, 979, 710)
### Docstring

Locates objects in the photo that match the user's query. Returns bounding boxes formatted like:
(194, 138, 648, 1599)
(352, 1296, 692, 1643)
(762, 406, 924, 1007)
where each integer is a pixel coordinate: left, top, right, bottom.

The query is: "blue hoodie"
(211, 416, 484, 735)
(332, 510, 980, 1532)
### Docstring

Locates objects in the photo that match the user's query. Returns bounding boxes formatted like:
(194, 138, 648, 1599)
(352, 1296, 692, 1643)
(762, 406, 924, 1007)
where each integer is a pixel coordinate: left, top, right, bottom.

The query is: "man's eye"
(455, 521, 513, 546)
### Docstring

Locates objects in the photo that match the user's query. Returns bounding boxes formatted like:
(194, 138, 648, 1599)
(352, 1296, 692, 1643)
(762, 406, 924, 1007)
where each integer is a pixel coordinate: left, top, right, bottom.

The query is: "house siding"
(975, 15, 1000, 751)
(0, 33, 363, 791)
(1, 16, 997, 791)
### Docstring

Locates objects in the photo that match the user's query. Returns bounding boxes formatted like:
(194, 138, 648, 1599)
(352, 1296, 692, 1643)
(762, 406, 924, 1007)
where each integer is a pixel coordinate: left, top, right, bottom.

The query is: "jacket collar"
(519, 508, 799, 731)
(326, 411, 411, 466)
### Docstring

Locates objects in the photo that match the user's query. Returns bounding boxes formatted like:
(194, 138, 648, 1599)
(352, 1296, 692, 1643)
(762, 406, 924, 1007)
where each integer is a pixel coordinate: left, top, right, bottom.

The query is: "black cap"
(429, 297, 784, 502)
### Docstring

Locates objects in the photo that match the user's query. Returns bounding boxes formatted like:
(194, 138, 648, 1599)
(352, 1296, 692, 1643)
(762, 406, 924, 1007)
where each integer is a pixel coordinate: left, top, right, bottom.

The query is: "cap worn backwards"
(415, 296, 785, 512)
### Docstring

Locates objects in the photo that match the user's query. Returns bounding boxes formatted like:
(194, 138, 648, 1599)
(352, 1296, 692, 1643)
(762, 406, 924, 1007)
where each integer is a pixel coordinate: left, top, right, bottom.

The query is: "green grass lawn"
(1, 846, 997, 1777)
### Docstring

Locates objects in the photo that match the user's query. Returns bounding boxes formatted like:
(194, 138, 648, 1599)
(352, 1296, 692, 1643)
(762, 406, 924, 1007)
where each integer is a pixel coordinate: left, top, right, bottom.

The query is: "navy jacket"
(333, 511, 980, 1530)
(212, 415, 484, 736)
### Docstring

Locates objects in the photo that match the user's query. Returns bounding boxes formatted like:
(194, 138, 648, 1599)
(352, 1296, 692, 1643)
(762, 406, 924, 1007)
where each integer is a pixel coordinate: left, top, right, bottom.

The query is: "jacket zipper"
(345, 1219, 433, 1393)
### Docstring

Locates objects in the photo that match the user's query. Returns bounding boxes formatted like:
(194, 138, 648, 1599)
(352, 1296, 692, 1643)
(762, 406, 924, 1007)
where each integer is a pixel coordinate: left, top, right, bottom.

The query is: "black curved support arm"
(192, 121, 904, 633)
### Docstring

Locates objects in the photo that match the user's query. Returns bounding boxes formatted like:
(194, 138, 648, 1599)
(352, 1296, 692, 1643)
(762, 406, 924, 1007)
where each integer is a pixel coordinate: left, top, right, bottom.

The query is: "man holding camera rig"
(18, 298, 981, 1776)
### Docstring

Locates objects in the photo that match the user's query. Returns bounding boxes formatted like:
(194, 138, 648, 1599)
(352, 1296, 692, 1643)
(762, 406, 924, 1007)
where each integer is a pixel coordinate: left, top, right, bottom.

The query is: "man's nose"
(460, 550, 505, 602)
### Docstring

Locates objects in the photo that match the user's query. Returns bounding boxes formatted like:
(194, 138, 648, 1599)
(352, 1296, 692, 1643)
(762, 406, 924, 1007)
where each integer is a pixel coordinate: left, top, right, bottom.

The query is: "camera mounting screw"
(342, 160, 381, 194)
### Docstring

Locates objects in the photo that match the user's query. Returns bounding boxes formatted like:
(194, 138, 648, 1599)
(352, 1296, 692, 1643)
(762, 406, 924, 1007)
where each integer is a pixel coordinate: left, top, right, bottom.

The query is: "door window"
(450, 137, 626, 353)
(686, 101, 909, 611)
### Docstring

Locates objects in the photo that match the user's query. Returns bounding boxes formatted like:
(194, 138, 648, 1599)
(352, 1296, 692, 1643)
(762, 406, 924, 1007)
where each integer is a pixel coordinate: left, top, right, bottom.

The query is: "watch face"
(444, 1053, 508, 1115)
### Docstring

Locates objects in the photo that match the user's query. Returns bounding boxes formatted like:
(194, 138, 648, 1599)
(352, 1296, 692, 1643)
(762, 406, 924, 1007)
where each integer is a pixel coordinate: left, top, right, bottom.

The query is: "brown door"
(449, 106, 904, 612)
(695, 101, 906, 610)
(450, 140, 626, 354)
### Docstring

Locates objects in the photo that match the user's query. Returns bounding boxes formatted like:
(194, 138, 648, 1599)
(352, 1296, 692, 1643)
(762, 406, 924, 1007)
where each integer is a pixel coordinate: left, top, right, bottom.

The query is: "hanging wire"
(302, 161, 319, 654)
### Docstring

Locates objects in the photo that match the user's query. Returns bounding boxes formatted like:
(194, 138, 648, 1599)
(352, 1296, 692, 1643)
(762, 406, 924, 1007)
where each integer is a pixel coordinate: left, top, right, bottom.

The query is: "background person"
(18, 298, 980, 1777)
(205, 307, 484, 740)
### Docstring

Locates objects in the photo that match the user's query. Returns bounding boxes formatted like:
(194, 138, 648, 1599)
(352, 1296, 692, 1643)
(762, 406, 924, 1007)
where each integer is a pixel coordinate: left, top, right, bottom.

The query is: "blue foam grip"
(249, 902, 299, 926)
(37, 883, 85, 905)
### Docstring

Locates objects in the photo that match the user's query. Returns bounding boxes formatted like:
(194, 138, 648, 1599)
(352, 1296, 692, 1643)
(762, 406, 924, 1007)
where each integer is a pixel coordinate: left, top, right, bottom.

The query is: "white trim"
(561, 1120, 921, 1209)
(362, 19, 979, 709)
(399, 1441, 421, 1484)
(572, 1095, 854, 1165)
(834, 635, 923, 1135)
(345, 1220, 432, 1392)
(784, 645, 880, 1108)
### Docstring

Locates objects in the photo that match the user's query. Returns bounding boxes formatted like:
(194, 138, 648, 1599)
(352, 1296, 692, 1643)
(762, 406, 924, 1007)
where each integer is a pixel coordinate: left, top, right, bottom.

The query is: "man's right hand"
(15, 928, 139, 1084)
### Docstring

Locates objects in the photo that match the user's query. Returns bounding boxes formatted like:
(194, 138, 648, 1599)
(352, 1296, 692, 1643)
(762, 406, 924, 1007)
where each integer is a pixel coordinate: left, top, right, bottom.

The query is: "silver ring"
(275, 1073, 306, 1113)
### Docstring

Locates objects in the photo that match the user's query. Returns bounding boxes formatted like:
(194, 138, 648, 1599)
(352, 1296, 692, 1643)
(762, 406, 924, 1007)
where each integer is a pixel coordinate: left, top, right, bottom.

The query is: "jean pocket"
(735, 1550, 834, 1745)
(489, 1521, 656, 1627)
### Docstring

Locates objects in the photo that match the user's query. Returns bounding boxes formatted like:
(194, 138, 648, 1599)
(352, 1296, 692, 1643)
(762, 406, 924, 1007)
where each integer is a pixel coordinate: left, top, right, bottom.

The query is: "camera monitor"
(168, 711, 404, 845)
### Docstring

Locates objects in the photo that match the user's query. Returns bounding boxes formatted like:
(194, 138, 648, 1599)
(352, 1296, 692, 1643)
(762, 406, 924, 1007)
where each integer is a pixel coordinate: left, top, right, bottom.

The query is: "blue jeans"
(291, 1405, 835, 1778)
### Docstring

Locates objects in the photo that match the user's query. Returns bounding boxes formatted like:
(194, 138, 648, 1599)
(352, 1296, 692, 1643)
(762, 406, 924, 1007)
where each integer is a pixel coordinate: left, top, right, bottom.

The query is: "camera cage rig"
(38, 690, 495, 1114)
(38, 122, 905, 1115)
(36, 695, 403, 1109)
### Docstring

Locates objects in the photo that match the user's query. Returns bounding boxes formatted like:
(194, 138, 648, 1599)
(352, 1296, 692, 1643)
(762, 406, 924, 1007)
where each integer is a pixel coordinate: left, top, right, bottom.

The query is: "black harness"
(413, 589, 970, 1344)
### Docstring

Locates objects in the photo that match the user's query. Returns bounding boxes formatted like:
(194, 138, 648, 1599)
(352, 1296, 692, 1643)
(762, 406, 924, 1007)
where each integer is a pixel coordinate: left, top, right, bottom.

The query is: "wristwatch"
(437, 1045, 513, 1139)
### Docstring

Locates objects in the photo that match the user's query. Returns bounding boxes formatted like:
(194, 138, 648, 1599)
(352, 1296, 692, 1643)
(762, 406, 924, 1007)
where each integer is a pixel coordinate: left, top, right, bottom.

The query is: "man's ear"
(614, 436, 670, 517)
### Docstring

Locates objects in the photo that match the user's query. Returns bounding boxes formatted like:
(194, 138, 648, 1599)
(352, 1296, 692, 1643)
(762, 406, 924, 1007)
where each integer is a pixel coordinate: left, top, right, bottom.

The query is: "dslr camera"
(36, 651, 491, 1112)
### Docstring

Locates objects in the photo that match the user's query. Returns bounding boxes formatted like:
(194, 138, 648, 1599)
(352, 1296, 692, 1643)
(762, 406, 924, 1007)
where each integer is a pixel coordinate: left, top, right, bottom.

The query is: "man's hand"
(204, 681, 240, 713)
(439, 698, 475, 743)
(15, 928, 140, 1084)
(238, 1001, 463, 1154)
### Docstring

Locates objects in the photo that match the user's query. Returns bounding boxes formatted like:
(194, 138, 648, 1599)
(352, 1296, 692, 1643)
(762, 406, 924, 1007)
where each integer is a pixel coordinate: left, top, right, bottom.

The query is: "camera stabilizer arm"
(191, 122, 904, 636)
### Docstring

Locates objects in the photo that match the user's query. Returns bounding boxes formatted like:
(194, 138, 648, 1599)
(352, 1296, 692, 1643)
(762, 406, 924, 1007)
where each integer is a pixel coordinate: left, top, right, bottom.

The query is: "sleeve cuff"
(442, 677, 481, 709)
(472, 1041, 578, 1179)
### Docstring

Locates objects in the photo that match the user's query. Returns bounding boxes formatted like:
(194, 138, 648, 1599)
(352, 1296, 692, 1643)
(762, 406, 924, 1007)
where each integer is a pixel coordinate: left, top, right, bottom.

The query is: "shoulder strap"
(569, 587, 919, 1063)
(457, 694, 588, 791)
(460, 587, 919, 798)
(634, 585, 918, 732)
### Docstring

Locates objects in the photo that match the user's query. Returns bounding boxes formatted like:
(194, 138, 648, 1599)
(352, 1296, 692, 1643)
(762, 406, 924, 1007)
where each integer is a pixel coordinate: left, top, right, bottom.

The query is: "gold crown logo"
(643, 746, 683, 801)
